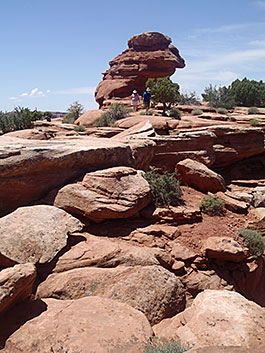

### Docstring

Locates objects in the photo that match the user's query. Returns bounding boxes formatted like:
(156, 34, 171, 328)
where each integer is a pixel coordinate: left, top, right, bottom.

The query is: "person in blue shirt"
(142, 87, 151, 114)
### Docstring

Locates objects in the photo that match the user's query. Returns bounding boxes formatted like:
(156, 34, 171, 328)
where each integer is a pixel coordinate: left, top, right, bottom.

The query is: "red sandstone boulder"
(0, 205, 83, 267)
(75, 109, 104, 127)
(37, 265, 185, 325)
(153, 290, 265, 349)
(202, 236, 246, 263)
(215, 191, 248, 213)
(54, 166, 151, 222)
(1, 296, 153, 353)
(52, 234, 170, 273)
(95, 31, 185, 107)
(176, 159, 226, 193)
(0, 263, 36, 315)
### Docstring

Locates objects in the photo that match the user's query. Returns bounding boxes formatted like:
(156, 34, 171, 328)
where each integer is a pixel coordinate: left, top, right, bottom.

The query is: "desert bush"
(140, 110, 153, 116)
(0, 107, 42, 134)
(191, 109, 203, 116)
(216, 107, 228, 114)
(144, 169, 182, 207)
(94, 103, 129, 127)
(74, 125, 86, 132)
(248, 106, 259, 114)
(63, 101, 84, 124)
(200, 195, 224, 215)
(169, 108, 181, 119)
(202, 84, 236, 109)
(144, 339, 190, 353)
(238, 229, 265, 257)
(250, 119, 260, 127)
(179, 91, 200, 106)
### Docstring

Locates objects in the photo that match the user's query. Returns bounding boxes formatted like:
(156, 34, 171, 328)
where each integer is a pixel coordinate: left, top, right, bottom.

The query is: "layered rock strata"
(95, 31, 185, 107)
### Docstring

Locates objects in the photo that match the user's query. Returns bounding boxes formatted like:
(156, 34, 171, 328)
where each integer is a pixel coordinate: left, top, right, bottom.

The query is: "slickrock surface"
(0, 263, 36, 315)
(153, 290, 265, 349)
(0, 205, 82, 266)
(95, 31, 185, 107)
(51, 234, 171, 273)
(54, 167, 151, 222)
(37, 265, 185, 325)
(0, 296, 153, 353)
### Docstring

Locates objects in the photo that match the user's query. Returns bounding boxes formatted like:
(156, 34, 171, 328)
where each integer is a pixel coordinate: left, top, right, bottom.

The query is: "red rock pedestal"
(95, 31, 185, 107)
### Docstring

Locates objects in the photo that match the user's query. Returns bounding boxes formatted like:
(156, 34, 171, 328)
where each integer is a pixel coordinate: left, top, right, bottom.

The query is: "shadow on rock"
(0, 299, 47, 349)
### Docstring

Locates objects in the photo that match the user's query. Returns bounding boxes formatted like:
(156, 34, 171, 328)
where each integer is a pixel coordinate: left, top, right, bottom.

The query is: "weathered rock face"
(1, 296, 153, 353)
(0, 263, 36, 315)
(150, 131, 216, 172)
(0, 135, 154, 216)
(209, 126, 265, 168)
(51, 234, 170, 273)
(54, 167, 151, 222)
(0, 205, 82, 267)
(202, 236, 246, 263)
(95, 31, 185, 107)
(37, 265, 185, 325)
(153, 290, 265, 349)
(176, 158, 226, 193)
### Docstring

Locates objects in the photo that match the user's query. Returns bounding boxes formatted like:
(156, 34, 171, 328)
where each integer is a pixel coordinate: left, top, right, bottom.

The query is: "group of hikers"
(131, 88, 151, 114)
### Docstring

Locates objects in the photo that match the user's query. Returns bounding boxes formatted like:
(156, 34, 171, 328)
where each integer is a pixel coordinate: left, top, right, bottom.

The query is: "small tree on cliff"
(63, 101, 84, 123)
(146, 77, 180, 115)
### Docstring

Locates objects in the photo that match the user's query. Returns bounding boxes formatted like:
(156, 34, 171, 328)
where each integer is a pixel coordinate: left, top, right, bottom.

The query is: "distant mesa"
(95, 31, 185, 108)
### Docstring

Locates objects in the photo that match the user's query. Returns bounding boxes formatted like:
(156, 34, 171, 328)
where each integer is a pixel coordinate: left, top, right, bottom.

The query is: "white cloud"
(249, 39, 265, 47)
(8, 97, 17, 100)
(29, 88, 45, 97)
(46, 89, 51, 93)
(54, 86, 96, 95)
(196, 23, 250, 34)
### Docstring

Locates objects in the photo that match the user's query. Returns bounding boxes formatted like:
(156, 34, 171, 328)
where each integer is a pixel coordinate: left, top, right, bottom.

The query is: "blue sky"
(1, 0, 265, 112)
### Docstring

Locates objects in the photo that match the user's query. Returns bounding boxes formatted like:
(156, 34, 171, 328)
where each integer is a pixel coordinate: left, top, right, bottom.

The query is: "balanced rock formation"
(95, 31, 185, 107)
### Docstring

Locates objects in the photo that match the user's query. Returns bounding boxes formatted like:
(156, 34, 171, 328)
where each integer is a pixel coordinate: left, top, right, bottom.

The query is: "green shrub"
(216, 107, 228, 114)
(238, 229, 265, 257)
(140, 110, 153, 116)
(202, 84, 236, 109)
(191, 109, 203, 116)
(250, 119, 260, 127)
(94, 103, 129, 127)
(200, 195, 224, 215)
(248, 106, 259, 114)
(169, 108, 181, 119)
(179, 91, 200, 106)
(0, 107, 42, 134)
(74, 125, 86, 132)
(144, 169, 182, 207)
(144, 339, 190, 353)
(63, 101, 84, 124)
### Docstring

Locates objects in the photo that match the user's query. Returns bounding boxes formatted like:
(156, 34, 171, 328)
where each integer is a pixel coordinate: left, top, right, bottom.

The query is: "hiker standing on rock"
(131, 90, 140, 112)
(142, 87, 151, 114)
